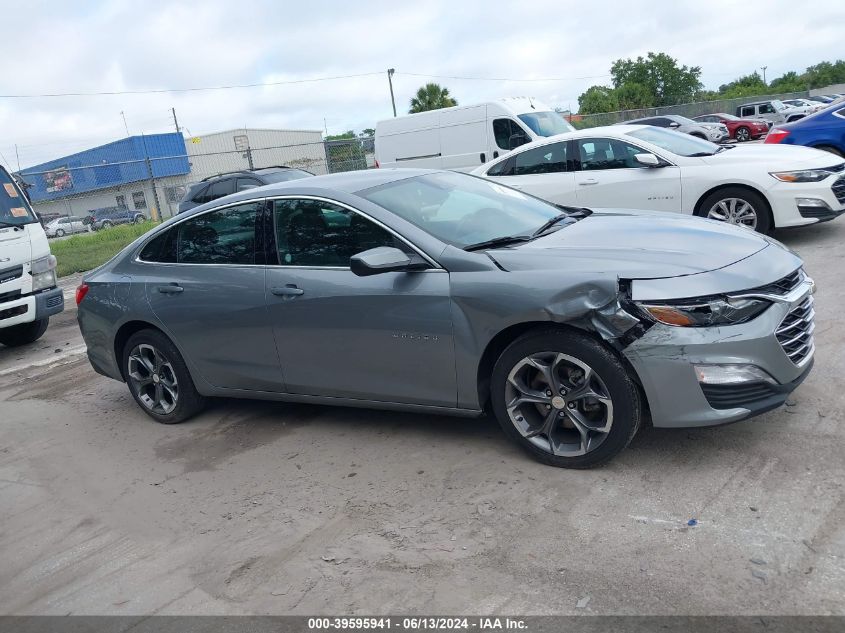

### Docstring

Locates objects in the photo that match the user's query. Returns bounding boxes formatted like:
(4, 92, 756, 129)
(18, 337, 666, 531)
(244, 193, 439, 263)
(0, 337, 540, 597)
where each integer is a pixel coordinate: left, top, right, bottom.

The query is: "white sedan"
(471, 125, 845, 233)
(44, 215, 89, 238)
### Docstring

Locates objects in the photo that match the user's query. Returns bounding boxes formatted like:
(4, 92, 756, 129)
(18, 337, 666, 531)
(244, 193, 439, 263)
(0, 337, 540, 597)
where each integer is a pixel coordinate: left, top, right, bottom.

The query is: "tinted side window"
(493, 119, 528, 150)
(140, 228, 178, 263)
(176, 202, 258, 264)
(273, 199, 400, 267)
(514, 142, 568, 175)
(487, 156, 515, 177)
(760, 104, 775, 114)
(236, 177, 262, 192)
(577, 138, 644, 171)
(192, 185, 211, 203)
(740, 106, 755, 117)
(206, 178, 236, 201)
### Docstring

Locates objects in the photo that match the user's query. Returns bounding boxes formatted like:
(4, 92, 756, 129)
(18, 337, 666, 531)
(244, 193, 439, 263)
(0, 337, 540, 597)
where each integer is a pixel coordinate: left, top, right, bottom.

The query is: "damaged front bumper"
(622, 278, 815, 428)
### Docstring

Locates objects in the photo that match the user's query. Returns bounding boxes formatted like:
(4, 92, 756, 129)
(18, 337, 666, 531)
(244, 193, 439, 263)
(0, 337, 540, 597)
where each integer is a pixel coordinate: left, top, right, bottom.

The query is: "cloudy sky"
(1, 0, 843, 168)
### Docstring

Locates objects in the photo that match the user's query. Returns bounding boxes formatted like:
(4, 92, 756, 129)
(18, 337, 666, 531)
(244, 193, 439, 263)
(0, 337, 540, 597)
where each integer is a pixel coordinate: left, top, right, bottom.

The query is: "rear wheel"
(123, 329, 207, 424)
(697, 187, 772, 233)
(490, 329, 641, 469)
(55, 228, 65, 237)
(735, 126, 750, 142)
(0, 318, 49, 347)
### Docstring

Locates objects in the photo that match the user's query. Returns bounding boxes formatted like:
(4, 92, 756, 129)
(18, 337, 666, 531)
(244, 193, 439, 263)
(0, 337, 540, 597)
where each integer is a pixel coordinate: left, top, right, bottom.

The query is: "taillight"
(765, 129, 790, 144)
(75, 283, 89, 306)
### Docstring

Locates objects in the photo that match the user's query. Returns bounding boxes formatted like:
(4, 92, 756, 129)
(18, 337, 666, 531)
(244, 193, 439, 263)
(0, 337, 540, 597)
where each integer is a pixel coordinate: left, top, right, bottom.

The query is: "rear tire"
(55, 229, 65, 237)
(101, 221, 113, 229)
(122, 329, 207, 424)
(490, 328, 641, 469)
(0, 318, 49, 347)
(696, 187, 772, 234)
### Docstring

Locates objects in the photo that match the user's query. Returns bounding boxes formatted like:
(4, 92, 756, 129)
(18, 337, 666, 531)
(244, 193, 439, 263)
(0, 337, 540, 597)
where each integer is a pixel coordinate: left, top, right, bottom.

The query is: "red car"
(693, 113, 769, 142)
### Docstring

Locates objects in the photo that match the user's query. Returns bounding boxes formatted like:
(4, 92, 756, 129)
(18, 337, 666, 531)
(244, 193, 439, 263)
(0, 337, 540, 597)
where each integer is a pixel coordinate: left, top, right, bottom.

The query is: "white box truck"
(374, 97, 574, 171)
(0, 165, 64, 347)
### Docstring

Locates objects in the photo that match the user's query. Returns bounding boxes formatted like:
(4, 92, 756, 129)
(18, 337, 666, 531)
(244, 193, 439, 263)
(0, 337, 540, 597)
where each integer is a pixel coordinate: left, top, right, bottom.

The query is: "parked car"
(618, 115, 728, 143)
(783, 98, 826, 114)
(765, 101, 845, 158)
(736, 100, 806, 124)
(374, 98, 575, 171)
(177, 166, 314, 214)
(472, 125, 845, 232)
(692, 113, 769, 142)
(76, 169, 815, 468)
(83, 206, 146, 230)
(807, 95, 835, 105)
(0, 165, 64, 347)
(44, 215, 88, 238)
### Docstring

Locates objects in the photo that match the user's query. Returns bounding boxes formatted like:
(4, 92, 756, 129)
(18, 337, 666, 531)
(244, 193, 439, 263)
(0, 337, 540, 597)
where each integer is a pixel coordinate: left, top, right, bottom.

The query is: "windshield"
(625, 126, 720, 157)
(359, 172, 561, 247)
(260, 169, 313, 183)
(671, 116, 697, 125)
(0, 168, 37, 226)
(772, 100, 787, 112)
(518, 111, 575, 137)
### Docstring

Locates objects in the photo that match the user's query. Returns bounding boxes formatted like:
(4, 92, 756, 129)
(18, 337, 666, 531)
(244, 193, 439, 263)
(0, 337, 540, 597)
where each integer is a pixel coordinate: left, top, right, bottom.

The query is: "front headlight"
(637, 297, 771, 327)
(770, 169, 832, 183)
(30, 255, 58, 291)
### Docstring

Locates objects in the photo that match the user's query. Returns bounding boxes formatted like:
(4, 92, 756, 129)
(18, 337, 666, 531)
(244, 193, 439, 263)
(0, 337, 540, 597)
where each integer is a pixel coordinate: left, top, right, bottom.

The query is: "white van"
(375, 97, 575, 171)
(0, 165, 64, 347)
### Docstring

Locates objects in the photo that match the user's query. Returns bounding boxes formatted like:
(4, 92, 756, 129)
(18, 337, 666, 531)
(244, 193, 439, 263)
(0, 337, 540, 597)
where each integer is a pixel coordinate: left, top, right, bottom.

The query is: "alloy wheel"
(707, 197, 758, 229)
(736, 127, 750, 141)
(127, 343, 179, 414)
(505, 352, 614, 457)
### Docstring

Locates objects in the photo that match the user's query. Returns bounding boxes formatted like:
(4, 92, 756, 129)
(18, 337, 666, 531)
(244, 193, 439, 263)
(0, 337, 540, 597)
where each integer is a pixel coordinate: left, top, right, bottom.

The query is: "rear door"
(142, 200, 283, 392)
(484, 141, 576, 205)
(573, 137, 681, 212)
(439, 105, 488, 170)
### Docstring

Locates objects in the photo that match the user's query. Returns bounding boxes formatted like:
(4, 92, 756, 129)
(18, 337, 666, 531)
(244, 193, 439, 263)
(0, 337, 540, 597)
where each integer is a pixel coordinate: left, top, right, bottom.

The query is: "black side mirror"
(508, 133, 528, 150)
(350, 246, 413, 276)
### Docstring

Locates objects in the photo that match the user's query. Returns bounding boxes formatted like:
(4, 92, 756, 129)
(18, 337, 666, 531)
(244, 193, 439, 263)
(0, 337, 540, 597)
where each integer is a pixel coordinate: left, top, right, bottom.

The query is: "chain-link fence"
(574, 90, 812, 128)
(16, 131, 377, 223)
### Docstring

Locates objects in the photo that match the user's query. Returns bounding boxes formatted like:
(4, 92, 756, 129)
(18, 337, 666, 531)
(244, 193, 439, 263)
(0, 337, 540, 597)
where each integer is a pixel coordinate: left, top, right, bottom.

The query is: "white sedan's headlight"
(770, 169, 833, 183)
(30, 255, 58, 291)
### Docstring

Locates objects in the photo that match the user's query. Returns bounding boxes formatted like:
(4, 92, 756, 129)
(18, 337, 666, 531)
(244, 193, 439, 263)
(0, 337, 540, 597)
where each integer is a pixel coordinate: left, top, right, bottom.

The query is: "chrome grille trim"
(776, 295, 815, 366)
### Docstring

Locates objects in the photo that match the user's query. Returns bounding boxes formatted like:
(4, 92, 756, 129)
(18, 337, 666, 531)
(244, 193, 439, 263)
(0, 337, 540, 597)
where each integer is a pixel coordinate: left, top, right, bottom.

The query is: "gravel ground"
(0, 220, 843, 616)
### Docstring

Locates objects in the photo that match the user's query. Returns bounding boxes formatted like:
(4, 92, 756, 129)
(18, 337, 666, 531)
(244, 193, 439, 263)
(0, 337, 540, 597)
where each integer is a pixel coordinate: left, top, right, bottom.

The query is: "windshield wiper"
(687, 151, 717, 157)
(532, 213, 574, 237)
(464, 235, 533, 252)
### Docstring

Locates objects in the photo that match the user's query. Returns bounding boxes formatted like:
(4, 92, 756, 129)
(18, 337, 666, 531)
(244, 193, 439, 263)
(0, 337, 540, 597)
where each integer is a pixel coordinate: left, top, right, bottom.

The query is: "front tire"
(101, 221, 113, 229)
(55, 229, 65, 237)
(0, 318, 49, 347)
(490, 329, 641, 469)
(735, 126, 750, 142)
(123, 329, 207, 424)
(696, 187, 772, 233)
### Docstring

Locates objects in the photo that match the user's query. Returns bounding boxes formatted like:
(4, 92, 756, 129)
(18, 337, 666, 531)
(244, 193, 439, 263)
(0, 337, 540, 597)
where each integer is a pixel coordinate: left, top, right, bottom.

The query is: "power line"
(399, 71, 612, 82)
(0, 71, 385, 99)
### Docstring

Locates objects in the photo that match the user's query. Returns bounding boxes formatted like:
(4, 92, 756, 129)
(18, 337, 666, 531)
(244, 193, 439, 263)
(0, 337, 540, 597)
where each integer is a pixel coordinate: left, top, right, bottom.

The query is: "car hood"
(486, 209, 769, 280)
(698, 143, 842, 167)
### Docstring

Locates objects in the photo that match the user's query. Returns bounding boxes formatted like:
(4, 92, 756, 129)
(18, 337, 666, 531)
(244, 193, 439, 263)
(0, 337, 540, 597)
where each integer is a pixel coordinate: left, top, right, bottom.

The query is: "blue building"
(19, 133, 190, 219)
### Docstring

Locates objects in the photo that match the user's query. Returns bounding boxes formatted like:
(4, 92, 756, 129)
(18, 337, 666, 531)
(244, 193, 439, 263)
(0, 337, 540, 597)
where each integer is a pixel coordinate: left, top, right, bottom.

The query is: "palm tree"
(409, 83, 458, 113)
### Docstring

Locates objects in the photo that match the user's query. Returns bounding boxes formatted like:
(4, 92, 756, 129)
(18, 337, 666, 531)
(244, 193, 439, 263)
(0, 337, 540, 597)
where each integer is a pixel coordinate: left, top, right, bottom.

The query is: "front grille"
(702, 382, 777, 410)
(752, 269, 803, 296)
(832, 175, 845, 205)
(0, 304, 27, 321)
(776, 296, 815, 365)
(0, 264, 23, 286)
(0, 289, 21, 305)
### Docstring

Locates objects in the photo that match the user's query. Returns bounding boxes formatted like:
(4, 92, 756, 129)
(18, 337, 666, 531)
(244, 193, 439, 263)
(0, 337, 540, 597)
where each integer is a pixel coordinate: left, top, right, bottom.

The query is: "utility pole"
(140, 134, 162, 221)
(120, 111, 130, 136)
(171, 107, 180, 134)
(14, 144, 21, 172)
(761, 66, 768, 85)
(387, 68, 397, 117)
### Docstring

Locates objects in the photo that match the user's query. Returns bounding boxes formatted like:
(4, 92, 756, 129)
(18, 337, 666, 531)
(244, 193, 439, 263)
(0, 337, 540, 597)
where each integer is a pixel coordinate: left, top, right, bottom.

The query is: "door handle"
(578, 178, 599, 186)
(493, 151, 499, 159)
(480, 152, 486, 164)
(157, 284, 183, 294)
(271, 285, 304, 297)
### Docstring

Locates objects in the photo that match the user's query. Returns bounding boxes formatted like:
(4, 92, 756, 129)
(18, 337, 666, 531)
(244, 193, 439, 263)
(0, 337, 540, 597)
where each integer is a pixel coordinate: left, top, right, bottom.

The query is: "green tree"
(409, 83, 457, 113)
(360, 128, 375, 137)
(325, 130, 356, 141)
(614, 82, 653, 110)
(577, 85, 619, 115)
(769, 71, 806, 93)
(717, 72, 769, 98)
(610, 52, 702, 106)
(803, 60, 845, 88)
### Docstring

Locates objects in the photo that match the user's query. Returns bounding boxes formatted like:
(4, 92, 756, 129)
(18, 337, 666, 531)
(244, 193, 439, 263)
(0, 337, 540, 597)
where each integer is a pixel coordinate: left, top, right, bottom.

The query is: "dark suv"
(83, 206, 146, 231)
(177, 166, 314, 214)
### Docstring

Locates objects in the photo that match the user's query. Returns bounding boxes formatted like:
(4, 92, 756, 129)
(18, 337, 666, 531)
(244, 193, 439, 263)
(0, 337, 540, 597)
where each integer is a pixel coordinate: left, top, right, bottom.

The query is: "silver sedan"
(75, 169, 815, 468)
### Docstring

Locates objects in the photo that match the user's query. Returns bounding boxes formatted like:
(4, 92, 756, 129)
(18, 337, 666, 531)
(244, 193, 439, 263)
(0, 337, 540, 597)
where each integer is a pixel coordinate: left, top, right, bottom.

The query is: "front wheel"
(101, 221, 113, 229)
(55, 229, 65, 237)
(0, 318, 49, 347)
(490, 329, 641, 468)
(123, 329, 207, 424)
(696, 187, 772, 233)
(735, 126, 750, 142)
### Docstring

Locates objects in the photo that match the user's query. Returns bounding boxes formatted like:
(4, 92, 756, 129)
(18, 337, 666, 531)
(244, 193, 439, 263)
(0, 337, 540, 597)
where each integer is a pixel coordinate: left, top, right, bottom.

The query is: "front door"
(573, 137, 682, 212)
(143, 200, 283, 392)
(264, 197, 456, 407)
